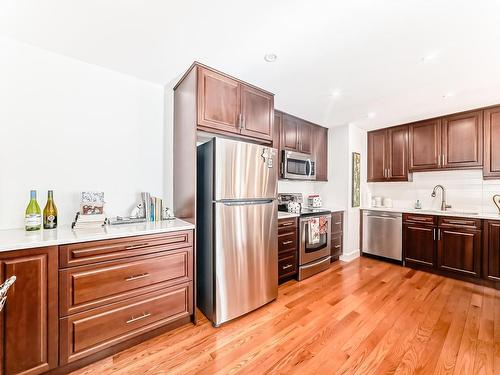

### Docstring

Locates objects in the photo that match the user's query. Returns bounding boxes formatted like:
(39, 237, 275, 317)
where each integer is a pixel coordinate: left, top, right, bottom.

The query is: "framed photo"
(352, 152, 360, 207)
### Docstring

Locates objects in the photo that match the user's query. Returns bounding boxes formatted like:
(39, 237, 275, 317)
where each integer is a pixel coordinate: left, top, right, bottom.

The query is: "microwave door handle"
(307, 159, 312, 177)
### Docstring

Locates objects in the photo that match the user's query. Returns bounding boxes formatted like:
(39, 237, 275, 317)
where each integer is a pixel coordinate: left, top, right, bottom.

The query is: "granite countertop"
(0, 219, 195, 252)
(360, 206, 500, 220)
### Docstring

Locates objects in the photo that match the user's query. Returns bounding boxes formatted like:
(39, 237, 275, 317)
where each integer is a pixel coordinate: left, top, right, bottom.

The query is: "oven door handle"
(300, 256, 332, 269)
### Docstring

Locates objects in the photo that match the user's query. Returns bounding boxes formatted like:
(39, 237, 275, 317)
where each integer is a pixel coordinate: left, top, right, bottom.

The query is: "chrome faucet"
(431, 185, 452, 211)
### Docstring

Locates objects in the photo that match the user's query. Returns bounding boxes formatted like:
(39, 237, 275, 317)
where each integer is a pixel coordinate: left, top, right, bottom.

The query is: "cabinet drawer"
(60, 282, 192, 364)
(331, 212, 343, 234)
(331, 234, 343, 258)
(278, 231, 297, 253)
(278, 254, 297, 279)
(438, 216, 481, 229)
(59, 248, 193, 316)
(60, 230, 193, 267)
(403, 213, 436, 225)
(278, 249, 296, 261)
(278, 218, 297, 231)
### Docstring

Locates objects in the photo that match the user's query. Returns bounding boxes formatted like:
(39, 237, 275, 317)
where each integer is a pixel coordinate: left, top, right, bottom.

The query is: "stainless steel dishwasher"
(362, 210, 402, 262)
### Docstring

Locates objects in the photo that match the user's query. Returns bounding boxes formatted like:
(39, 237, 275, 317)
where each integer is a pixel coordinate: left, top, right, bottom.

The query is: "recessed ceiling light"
(367, 112, 376, 119)
(442, 92, 455, 99)
(422, 51, 439, 63)
(264, 53, 277, 62)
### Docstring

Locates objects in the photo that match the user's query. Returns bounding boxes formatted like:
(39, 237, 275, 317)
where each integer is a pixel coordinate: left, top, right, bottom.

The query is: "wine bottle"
(25, 190, 42, 231)
(43, 190, 58, 229)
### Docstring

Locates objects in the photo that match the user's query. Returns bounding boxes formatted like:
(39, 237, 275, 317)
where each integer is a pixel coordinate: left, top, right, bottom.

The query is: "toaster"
(307, 195, 322, 208)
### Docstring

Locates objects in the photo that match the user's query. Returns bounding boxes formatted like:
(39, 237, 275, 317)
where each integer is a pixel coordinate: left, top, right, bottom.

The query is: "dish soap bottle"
(415, 200, 422, 209)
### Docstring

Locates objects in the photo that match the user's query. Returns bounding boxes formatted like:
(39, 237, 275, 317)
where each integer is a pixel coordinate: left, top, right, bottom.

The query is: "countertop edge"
(360, 207, 500, 221)
(0, 219, 195, 253)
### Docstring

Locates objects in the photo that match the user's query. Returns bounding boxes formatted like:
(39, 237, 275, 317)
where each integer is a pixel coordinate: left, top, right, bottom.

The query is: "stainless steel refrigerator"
(197, 137, 278, 327)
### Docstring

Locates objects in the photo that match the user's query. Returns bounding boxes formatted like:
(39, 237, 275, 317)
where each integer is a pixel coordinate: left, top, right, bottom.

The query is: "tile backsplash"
(367, 169, 500, 214)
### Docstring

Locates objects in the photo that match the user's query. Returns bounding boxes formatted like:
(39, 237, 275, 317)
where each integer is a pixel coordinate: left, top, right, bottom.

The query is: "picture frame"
(352, 152, 361, 207)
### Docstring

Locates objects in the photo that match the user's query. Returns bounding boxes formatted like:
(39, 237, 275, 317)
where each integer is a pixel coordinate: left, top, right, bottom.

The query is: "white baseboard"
(340, 249, 360, 262)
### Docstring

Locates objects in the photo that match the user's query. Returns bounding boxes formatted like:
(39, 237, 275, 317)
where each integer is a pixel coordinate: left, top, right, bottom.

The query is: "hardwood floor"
(71, 257, 500, 374)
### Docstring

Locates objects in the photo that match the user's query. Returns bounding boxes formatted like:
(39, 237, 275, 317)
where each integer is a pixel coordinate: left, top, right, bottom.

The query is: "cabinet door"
(437, 227, 481, 277)
(442, 111, 483, 169)
(197, 67, 241, 134)
(240, 85, 273, 141)
(483, 220, 500, 282)
(483, 106, 500, 179)
(282, 114, 299, 151)
(0, 247, 58, 375)
(298, 121, 313, 154)
(403, 223, 435, 268)
(409, 119, 441, 171)
(313, 125, 328, 181)
(387, 125, 409, 181)
(367, 129, 388, 182)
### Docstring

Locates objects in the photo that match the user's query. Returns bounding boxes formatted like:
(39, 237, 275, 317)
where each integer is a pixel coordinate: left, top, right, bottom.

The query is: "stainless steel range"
(278, 193, 332, 280)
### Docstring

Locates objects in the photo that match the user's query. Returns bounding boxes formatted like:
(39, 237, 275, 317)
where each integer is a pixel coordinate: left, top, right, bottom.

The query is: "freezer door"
(214, 199, 278, 325)
(214, 138, 278, 200)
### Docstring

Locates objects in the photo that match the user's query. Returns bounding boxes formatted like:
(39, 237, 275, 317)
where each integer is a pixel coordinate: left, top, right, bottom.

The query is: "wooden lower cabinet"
(278, 217, 298, 282)
(483, 220, 500, 282)
(437, 227, 481, 277)
(60, 282, 193, 364)
(331, 211, 344, 261)
(0, 247, 58, 375)
(58, 230, 195, 369)
(403, 223, 435, 268)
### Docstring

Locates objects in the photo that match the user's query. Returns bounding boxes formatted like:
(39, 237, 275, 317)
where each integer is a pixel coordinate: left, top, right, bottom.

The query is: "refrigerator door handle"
(221, 199, 274, 206)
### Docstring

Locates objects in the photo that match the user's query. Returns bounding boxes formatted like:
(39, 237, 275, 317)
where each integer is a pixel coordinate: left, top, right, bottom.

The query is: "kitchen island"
(0, 219, 195, 375)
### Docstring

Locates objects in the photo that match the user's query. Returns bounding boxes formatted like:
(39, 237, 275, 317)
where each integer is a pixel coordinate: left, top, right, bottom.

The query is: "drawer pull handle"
(125, 273, 150, 281)
(408, 217, 429, 222)
(334, 245, 341, 248)
(445, 220, 472, 225)
(282, 240, 293, 245)
(280, 223, 294, 227)
(335, 222, 342, 225)
(125, 243, 150, 250)
(126, 312, 151, 324)
(282, 264, 293, 270)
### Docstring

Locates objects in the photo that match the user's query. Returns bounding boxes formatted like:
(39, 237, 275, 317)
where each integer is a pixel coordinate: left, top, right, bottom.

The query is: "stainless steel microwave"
(281, 150, 316, 180)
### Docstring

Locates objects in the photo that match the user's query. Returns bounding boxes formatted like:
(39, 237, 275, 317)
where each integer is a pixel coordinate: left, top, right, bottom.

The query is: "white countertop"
(361, 206, 500, 220)
(0, 219, 195, 252)
(278, 211, 300, 219)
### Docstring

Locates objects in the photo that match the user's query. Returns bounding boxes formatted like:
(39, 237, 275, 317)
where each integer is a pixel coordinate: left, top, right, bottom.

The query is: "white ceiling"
(2, 0, 500, 130)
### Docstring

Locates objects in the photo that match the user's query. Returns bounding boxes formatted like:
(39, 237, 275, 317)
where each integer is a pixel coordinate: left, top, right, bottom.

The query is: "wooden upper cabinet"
(299, 122, 313, 154)
(367, 125, 408, 182)
(0, 247, 58, 375)
(387, 125, 409, 181)
(441, 111, 483, 168)
(313, 125, 328, 181)
(367, 129, 387, 182)
(282, 114, 299, 152)
(409, 119, 441, 171)
(240, 85, 273, 141)
(197, 67, 241, 134)
(483, 106, 500, 179)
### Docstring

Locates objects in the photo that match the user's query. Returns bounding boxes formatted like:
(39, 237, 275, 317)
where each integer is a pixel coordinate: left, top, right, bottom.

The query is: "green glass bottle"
(25, 190, 42, 231)
(43, 190, 58, 229)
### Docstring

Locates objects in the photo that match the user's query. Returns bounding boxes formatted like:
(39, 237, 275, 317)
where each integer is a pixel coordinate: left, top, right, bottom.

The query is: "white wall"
(292, 123, 368, 262)
(0, 37, 165, 229)
(368, 169, 500, 214)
